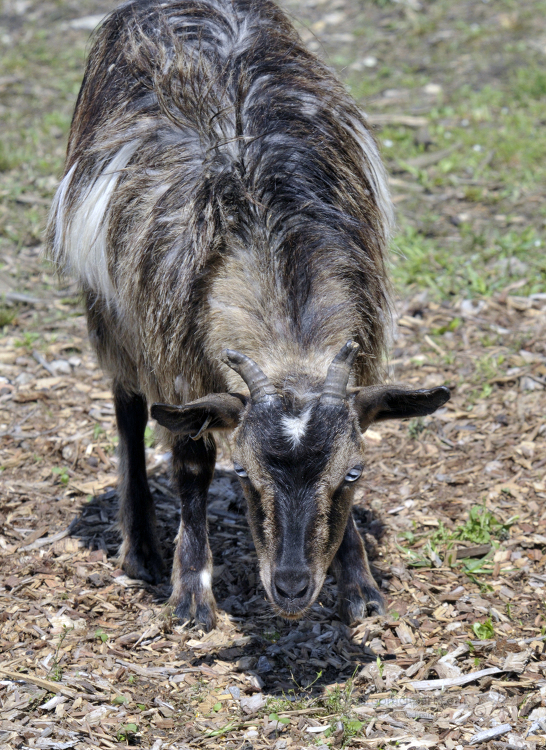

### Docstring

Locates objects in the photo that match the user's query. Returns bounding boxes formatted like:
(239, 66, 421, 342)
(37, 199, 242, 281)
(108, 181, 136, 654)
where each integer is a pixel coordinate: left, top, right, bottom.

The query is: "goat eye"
(344, 465, 363, 483)
(233, 462, 248, 478)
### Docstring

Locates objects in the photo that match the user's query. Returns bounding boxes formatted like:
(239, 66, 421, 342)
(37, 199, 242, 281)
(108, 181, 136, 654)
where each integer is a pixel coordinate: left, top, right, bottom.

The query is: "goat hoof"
(172, 594, 217, 632)
(122, 549, 164, 585)
(195, 601, 217, 632)
(338, 588, 385, 625)
(173, 593, 192, 622)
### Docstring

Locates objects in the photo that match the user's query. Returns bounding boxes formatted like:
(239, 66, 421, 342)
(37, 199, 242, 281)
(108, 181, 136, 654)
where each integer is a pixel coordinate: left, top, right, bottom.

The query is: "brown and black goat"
(47, 0, 449, 630)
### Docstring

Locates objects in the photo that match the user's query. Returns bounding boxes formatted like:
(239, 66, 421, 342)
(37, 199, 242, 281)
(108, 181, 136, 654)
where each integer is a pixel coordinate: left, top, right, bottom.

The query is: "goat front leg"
(331, 513, 385, 625)
(115, 383, 164, 583)
(170, 433, 217, 631)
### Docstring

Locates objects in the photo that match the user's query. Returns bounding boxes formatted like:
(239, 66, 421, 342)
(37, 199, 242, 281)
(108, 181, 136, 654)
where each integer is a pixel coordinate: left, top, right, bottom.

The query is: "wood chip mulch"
(1, 289, 546, 749)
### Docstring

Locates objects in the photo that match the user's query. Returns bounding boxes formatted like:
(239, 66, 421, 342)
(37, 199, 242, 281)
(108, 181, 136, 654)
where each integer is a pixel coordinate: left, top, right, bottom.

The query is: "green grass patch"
(432, 504, 516, 546)
(51, 466, 70, 485)
(95, 628, 109, 643)
(397, 504, 517, 574)
(392, 223, 544, 299)
(0, 306, 17, 327)
(472, 617, 495, 640)
(344, 2, 546, 301)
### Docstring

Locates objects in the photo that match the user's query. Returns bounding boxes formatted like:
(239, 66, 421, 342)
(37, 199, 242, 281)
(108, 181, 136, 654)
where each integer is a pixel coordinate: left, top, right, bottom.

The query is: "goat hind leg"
(331, 513, 385, 625)
(115, 383, 164, 583)
(170, 434, 217, 632)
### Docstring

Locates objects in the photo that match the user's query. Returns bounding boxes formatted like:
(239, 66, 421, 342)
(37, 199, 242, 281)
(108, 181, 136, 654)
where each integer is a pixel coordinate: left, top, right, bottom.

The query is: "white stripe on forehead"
(281, 408, 312, 448)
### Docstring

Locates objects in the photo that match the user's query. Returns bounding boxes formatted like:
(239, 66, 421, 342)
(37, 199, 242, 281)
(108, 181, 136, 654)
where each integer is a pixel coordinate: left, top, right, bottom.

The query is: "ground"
(1, 0, 546, 748)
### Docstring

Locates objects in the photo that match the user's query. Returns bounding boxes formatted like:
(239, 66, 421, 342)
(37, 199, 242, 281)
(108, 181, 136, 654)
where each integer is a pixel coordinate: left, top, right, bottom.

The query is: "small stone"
(228, 685, 241, 700)
(62, 444, 75, 461)
(424, 83, 442, 95)
(50, 359, 71, 374)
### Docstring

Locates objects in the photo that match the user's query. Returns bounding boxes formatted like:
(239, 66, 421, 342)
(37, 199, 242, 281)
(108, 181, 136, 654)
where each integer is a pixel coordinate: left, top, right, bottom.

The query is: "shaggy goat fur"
(47, 0, 393, 402)
(44, 0, 425, 628)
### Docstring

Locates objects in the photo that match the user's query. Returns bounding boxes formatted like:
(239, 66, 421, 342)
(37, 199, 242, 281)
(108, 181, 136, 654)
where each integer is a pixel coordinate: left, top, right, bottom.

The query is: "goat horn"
(221, 349, 277, 404)
(320, 340, 360, 404)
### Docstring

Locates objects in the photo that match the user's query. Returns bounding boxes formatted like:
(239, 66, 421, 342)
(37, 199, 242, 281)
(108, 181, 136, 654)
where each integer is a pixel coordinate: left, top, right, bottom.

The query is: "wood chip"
(502, 651, 530, 674)
(0, 668, 77, 697)
(367, 113, 429, 128)
(409, 667, 504, 690)
(469, 724, 511, 744)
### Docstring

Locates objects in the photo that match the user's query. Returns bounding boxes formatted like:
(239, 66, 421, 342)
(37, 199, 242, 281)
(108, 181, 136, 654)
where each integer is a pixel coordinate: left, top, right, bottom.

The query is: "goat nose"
(274, 569, 310, 600)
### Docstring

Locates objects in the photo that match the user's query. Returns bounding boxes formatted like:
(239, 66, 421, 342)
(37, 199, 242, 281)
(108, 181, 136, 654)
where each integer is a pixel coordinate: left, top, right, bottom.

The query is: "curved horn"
(320, 340, 360, 405)
(221, 349, 277, 404)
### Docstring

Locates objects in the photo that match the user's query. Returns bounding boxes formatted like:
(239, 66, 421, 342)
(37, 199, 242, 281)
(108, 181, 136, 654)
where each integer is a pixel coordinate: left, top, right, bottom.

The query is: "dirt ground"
(1, 0, 546, 748)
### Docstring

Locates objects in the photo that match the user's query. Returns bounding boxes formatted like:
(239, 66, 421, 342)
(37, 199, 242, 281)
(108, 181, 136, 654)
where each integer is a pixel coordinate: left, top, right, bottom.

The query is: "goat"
(47, 0, 449, 630)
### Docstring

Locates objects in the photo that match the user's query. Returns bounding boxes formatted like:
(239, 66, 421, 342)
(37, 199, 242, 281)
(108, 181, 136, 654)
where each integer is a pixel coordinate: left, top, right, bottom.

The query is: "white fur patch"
(51, 160, 77, 261)
(348, 114, 394, 237)
(57, 141, 140, 300)
(200, 569, 212, 590)
(281, 409, 311, 448)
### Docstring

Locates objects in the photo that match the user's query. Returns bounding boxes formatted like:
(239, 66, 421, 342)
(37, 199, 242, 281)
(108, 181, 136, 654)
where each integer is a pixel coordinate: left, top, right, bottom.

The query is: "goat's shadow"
(70, 466, 389, 690)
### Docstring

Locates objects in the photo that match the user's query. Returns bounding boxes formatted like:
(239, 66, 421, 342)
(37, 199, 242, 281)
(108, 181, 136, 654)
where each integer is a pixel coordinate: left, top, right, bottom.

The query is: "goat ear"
(151, 393, 247, 437)
(352, 385, 450, 431)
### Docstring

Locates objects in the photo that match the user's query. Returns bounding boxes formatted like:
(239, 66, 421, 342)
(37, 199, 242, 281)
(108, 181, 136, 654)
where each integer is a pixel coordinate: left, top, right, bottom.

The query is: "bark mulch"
(1, 290, 546, 749)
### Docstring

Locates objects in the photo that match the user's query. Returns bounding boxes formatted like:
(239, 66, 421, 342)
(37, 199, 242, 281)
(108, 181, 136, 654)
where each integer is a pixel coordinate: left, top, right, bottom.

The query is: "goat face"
(152, 342, 450, 620)
(229, 394, 366, 617)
